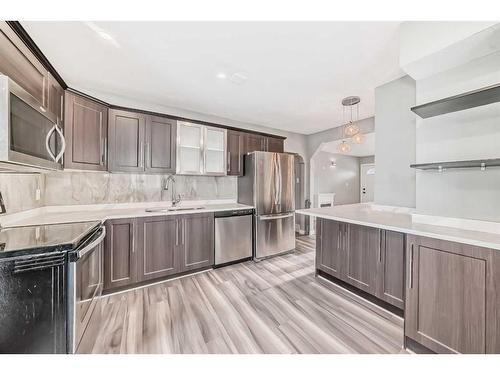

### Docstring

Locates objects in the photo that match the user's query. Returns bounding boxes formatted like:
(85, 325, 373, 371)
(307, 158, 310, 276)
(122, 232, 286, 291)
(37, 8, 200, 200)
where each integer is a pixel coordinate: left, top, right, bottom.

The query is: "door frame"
(360, 163, 375, 203)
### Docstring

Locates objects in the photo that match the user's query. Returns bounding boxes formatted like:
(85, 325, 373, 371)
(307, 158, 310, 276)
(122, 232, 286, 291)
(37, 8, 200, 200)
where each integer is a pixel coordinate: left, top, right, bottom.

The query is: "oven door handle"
(45, 124, 57, 161)
(76, 227, 106, 259)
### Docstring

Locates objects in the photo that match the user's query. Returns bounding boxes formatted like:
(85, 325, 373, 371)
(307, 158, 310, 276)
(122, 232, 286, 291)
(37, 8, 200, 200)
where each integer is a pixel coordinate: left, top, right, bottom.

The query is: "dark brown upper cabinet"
(266, 136, 284, 153)
(136, 216, 179, 282)
(108, 109, 177, 173)
(48, 73, 64, 125)
(245, 133, 267, 153)
(227, 130, 244, 176)
(108, 109, 146, 173)
(145, 115, 176, 173)
(179, 212, 214, 273)
(64, 92, 108, 171)
(405, 234, 500, 354)
(0, 22, 48, 111)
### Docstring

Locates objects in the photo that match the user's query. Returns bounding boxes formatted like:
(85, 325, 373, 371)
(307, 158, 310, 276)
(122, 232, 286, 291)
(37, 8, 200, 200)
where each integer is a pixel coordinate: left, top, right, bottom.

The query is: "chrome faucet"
(163, 175, 181, 207)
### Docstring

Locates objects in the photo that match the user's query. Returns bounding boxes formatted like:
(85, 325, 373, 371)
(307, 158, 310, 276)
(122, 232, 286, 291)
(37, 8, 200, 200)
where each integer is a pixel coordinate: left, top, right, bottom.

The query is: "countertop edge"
(296, 209, 500, 252)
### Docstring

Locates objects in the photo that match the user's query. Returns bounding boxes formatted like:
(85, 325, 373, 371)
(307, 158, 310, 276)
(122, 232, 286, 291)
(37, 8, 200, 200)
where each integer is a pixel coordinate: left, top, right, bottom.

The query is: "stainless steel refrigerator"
(238, 151, 295, 259)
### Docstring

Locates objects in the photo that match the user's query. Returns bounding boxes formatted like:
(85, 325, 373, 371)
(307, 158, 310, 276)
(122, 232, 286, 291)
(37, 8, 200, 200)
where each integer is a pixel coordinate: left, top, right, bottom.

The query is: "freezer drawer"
(214, 214, 253, 265)
(255, 212, 295, 259)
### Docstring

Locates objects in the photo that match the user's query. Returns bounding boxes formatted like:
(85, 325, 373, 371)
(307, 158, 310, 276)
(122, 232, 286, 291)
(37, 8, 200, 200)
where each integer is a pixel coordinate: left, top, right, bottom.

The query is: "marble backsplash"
(0, 171, 237, 214)
(0, 173, 45, 214)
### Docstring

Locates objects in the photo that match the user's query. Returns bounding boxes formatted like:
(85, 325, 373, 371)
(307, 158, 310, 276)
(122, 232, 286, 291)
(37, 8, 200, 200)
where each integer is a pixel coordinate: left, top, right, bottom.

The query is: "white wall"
(400, 22, 496, 67)
(415, 50, 500, 221)
(374, 75, 416, 208)
(312, 151, 361, 206)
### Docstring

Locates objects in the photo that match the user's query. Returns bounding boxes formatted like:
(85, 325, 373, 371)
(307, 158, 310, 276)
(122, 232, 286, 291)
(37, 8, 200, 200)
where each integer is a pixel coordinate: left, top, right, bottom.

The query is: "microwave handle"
(45, 124, 57, 161)
(54, 123, 66, 163)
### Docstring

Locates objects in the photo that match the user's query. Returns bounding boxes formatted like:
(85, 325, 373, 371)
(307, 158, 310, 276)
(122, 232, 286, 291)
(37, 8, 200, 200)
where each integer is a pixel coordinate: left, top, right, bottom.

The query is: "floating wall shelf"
(410, 158, 500, 171)
(411, 83, 500, 119)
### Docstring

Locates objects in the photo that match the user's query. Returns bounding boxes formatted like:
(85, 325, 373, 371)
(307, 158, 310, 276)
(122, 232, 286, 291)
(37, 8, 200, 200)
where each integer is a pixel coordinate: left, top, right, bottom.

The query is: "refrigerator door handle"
(273, 155, 280, 206)
(259, 212, 294, 220)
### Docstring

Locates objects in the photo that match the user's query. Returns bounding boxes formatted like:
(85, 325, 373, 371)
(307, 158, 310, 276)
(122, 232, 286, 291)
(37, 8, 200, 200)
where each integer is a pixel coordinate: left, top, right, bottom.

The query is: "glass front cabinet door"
(176, 121, 227, 176)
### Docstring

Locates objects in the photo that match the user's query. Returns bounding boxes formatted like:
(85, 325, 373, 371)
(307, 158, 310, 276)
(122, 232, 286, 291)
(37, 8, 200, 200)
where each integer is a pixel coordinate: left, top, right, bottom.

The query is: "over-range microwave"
(0, 75, 65, 171)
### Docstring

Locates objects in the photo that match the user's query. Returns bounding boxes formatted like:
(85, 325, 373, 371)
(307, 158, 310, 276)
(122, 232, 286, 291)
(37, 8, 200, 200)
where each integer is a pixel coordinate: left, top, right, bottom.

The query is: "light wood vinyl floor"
(91, 236, 404, 354)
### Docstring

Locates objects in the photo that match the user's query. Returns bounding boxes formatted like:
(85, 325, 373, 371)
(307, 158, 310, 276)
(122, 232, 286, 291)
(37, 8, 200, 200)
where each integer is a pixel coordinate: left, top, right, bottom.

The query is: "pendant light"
(337, 140, 351, 153)
(352, 132, 365, 144)
(342, 96, 360, 138)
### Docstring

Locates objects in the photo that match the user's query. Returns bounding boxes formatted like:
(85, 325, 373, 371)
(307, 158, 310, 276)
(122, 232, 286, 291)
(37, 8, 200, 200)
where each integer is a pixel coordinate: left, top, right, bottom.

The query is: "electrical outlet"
(35, 188, 41, 201)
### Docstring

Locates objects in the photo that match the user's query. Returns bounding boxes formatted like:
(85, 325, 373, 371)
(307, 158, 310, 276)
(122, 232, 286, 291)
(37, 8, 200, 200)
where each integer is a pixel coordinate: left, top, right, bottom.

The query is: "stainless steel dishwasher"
(214, 209, 253, 266)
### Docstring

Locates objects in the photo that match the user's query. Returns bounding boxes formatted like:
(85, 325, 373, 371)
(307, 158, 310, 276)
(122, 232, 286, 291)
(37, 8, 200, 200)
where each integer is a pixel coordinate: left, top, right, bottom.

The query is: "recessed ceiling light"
(84, 22, 120, 48)
(228, 72, 248, 85)
(216, 72, 227, 79)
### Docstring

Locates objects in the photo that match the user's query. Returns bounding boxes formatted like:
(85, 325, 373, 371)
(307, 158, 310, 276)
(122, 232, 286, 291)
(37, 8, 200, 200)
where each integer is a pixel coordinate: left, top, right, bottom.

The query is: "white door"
(360, 163, 375, 203)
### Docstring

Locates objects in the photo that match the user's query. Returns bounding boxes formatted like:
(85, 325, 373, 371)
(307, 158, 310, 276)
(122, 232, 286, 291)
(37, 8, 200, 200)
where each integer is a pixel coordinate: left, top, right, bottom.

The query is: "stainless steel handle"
(259, 213, 294, 220)
(140, 142, 144, 168)
(145, 142, 150, 168)
(45, 124, 57, 161)
(378, 229, 382, 262)
(409, 243, 414, 289)
(60, 93, 64, 120)
(100, 138, 105, 166)
(131, 223, 135, 253)
(54, 123, 66, 163)
(103, 138, 108, 166)
(337, 225, 341, 250)
(77, 227, 106, 259)
(175, 220, 179, 246)
(227, 151, 231, 171)
(182, 219, 185, 245)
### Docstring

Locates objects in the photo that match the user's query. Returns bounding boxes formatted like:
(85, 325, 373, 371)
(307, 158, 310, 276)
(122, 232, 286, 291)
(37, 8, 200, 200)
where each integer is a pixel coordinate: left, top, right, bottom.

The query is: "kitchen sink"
(145, 206, 205, 213)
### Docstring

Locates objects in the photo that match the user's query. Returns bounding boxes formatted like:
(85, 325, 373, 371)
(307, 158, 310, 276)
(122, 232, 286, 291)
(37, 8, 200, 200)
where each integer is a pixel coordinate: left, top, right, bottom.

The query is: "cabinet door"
(48, 73, 64, 125)
(137, 216, 179, 282)
(344, 224, 379, 294)
(266, 137, 284, 153)
(227, 130, 243, 176)
(316, 218, 344, 278)
(176, 121, 203, 175)
(0, 22, 48, 108)
(108, 109, 146, 172)
(104, 219, 137, 292)
(145, 115, 176, 173)
(245, 133, 266, 153)
(64, 92, 108, 170)
(179, 213, 214, 272)
(204, 126, 227, 175)
(377, 230, 405, 309)
(405, 235, 500, 354)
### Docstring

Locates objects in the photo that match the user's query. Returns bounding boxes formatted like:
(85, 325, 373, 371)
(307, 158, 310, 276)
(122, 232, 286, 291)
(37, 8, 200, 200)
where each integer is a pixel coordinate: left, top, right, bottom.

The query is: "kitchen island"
(296, 203, 500, 354)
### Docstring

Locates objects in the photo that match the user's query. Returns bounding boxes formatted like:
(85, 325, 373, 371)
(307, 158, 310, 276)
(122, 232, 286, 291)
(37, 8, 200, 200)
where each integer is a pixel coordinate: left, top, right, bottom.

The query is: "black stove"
(0, 220, 102, 354)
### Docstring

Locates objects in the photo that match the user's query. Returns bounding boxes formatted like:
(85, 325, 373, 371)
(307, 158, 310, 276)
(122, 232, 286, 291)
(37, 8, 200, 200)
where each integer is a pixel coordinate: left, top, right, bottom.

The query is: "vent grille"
(14, 252, 65, 274)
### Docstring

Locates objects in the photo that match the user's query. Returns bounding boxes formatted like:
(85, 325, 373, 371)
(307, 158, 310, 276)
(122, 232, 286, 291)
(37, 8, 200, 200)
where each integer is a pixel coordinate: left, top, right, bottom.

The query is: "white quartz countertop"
(0, 200, 254, 227)
(296, 204, 500, 251)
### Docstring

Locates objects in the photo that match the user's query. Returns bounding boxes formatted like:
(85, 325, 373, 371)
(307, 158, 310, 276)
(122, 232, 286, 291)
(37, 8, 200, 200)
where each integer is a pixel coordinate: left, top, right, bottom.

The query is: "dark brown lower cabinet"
(405, 235, 500, 354)
(315, 218, 405, 309)
(345, 224, 379, 294)
(104, 218, 137, 291)
(316, 218, 344, 278)
(136, 216, 179, 282)
(103, 213, 214, 293)
(179, 213, 214, 272)
(378, 230, 405, 308)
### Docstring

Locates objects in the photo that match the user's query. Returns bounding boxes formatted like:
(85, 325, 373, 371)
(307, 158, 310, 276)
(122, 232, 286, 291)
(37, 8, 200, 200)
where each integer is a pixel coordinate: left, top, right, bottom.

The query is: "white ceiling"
(22, 21, 402, 135)
(321, 132, 375, 157)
